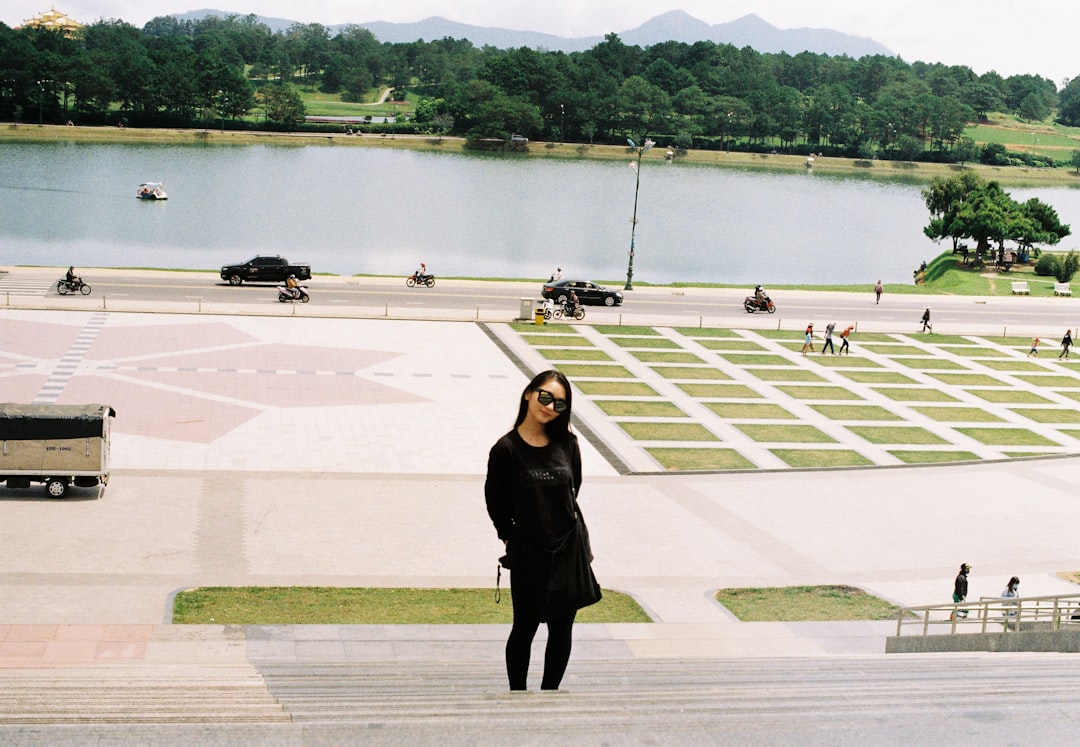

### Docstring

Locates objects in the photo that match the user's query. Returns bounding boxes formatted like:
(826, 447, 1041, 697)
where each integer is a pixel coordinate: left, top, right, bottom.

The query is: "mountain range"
(173, 9, 894, 59)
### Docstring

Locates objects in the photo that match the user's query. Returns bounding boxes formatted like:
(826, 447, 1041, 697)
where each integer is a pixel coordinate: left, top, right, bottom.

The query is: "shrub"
(1057, 251, 1080, 283)
(1034, 253, 1060, 277)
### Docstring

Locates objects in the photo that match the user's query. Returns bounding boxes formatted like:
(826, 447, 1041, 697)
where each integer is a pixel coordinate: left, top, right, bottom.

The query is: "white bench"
(1055, 283, 1072, 296)
(1011, 281, 1030, 295)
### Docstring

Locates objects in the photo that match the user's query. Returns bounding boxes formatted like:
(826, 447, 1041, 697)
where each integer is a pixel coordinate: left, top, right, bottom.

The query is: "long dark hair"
(514, 369, 573, 439)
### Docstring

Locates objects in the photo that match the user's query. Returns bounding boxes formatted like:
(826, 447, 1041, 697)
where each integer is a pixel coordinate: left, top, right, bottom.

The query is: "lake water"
(2, 141, 1078, 285)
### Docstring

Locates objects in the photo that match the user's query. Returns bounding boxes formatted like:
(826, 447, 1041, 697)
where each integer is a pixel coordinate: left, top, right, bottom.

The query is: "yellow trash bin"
(534, 305, 545, 325)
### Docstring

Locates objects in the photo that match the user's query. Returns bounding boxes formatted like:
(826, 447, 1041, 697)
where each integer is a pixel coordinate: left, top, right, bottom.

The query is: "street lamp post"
(624, 137, 654, 291)
(37, 80, 46, 125)
(560, 103, 565, 144)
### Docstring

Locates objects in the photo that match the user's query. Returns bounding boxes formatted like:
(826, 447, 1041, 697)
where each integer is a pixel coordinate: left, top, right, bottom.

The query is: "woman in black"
(485, 369, 585, 691)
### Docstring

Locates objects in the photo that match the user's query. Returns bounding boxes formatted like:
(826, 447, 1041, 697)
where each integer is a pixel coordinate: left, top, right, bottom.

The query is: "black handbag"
(545, 491, 602, 612)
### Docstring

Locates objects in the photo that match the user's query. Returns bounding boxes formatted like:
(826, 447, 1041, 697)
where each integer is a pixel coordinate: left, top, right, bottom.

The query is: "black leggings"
(506, 610, 576, 690)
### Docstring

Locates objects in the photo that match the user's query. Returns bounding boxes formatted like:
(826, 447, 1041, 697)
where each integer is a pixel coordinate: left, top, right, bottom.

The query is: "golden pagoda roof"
(20, 7, 84, 36)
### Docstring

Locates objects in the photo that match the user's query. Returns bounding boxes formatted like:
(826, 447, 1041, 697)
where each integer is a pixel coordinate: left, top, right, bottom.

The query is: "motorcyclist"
(753, 284, 768, 310)
(66, 266, 80, 287)
(415, 262, 428, 281)
(567, 290, 581, 313)
(543, 297, 555, 318)
(286, 274, 300, 299)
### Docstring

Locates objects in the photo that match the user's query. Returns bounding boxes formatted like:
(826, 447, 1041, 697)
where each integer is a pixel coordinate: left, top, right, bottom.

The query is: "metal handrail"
(895, 593, 1080, 636)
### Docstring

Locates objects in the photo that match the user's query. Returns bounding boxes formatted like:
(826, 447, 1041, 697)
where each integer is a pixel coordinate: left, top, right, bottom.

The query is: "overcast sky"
(5, 0, 1075, 87)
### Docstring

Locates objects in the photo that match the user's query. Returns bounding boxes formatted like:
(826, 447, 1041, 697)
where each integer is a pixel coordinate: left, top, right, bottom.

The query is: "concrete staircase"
(3, 630, 1080, 743)
(0, 665, 288, 725)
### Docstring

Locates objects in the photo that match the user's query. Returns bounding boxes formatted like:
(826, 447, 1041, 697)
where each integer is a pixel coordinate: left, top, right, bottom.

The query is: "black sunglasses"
(536, 388, 568, 412)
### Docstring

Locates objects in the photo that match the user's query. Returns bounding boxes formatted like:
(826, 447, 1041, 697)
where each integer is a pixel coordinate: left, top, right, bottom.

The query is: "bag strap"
(495, 564, 502, 604)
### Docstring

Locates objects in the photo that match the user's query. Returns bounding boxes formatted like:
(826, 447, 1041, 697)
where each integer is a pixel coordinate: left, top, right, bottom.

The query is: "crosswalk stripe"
(0, 277, 60, 296)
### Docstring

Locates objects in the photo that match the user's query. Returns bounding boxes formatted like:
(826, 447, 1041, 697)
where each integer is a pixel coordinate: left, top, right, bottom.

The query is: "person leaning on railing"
(1001, 576, 1020, 617)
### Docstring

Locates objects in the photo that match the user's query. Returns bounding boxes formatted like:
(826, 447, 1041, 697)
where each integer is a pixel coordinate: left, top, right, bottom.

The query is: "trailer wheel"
(45, 478, 68, 498)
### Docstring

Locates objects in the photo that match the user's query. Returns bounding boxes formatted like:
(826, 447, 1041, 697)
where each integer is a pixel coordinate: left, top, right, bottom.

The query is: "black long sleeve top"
(485, 429, 582, 549)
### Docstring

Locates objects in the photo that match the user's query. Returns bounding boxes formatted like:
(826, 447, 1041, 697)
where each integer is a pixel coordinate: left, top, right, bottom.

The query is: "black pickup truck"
(220, 256, 312, 285)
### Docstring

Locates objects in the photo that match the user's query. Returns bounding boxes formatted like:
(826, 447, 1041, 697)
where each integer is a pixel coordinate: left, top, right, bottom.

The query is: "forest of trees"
(0, 13, 1071, 163)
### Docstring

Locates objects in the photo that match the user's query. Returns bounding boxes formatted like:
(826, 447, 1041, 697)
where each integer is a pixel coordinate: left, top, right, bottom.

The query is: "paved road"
(5, 266, 1080, 335)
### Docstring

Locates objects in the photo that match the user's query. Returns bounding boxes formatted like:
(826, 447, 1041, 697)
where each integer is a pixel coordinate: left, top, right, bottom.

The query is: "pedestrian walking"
(838, 324, 854, 355)
(1059, 329, 1072, 359)
(874, 280, 882, 304)
(485, 369, 600, 691)
(801, 323, 815, 355)
(821, 322, 836, 354)
(950, 563, 971, 620)
(1028, 337, 1039, 357)
(920, 307, 932, 333)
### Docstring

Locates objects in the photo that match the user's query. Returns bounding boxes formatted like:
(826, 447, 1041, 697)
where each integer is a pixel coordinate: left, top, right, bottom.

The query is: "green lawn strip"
(619, 422, 720, 441)
(575, 381, 658, 396)
(706, 402, 797, 419)
(837, 370, 917, 384)
(510, 323, 577, 334)
(954, 427, 1063, 446)
(1015, 375, 1080, 387)
(595, 400, 688, 418)
(695, 339, 767, 351)
(911, 406, 1005, 422)
(1009, 407, 1080, 424)
(557, 364, 636, 378)
(893, 358, 969, 371)
(717, 353, 792, 366)
(647, 447, 756, 470)
(714, 585, 905, 622)
(888, 450, 982, 464)
(808, 356, 882, 368)
(872, 387, 960, 403)
(521, 334, 592, 347)
(862, 344, 932, 356)
(967, 389, 1054, 404)
(735, 424, 837, 443)
(650, 365, 732, 380)
(1003, 451, 1062, 458)
(593, 325, 659, 336)
(752, 330, 895, 343)
(632, 351, 705, 364)
(673, 327, 740, 338)
(845, 425, 949, 445)
(751, 329, 803, 340)
(913, 334, 971, 344)
(773, 385, 863, 400)
(810, 404, 903, 421)
(745, 368, 826, 382)
(677, 383, 763, 399)
(926, 373, 1007, 387)
(838, 332, 898, 343)
(539, 348, 613, 361)
(609, 337, 681, 349)
(777, 343, 816, 354)
(771, 449, 875, 467)
(171, 587, 650, 624)
(936, 345, 1011, 358)
(979, 360, 1046, 372)
(1057, 391, 1080, 403)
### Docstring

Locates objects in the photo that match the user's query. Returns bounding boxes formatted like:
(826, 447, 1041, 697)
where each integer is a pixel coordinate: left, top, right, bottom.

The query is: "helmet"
(289, 274, 296, 279)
